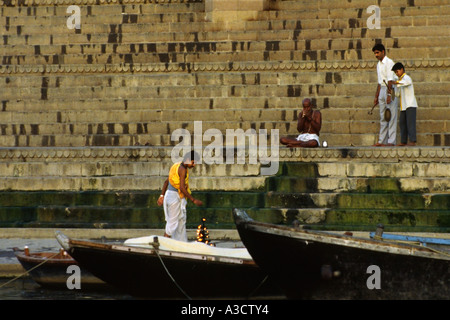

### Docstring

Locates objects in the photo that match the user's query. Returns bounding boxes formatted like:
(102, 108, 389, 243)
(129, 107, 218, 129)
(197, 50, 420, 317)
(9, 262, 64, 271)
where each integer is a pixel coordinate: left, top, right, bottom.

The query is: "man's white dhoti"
(163, 189, 187, 242)
(296, 133, 320, 145)
(378, 86, 398, 145)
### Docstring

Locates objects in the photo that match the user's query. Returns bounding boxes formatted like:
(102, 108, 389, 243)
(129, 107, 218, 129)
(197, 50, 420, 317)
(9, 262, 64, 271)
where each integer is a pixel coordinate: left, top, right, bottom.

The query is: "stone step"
(0, 148, 448, 186)
(0, 174, 268, 190)
(0, 190, 263, 208)
(1, 160, 449, 190)
(323, 208, 450, 231)
(2, 95, 449, 113)
(279, 161, 450, 178)
(0, 161, 262, 179)
(0, 189, 265, 227)
(3, 173, 449, 197)
(0, 131, 449, 148)
(247, 207, 328, 224)
(244, 207, 450, 231)
(265, 191, 450, 210)
(0, 103, 448, 123)
(1, 203, 448, 231)
(2, 12, 450, 35)
(1, 81, 448, 101)
(0, 119, 447, 137)
(0, 206, 236, 229)
(3, 69, 449, 89)
(3, 25, 449, 45)
(267, 176, 450, 193)
(4, 132, 450, 149)
(2, 36, 449, 57)
(0, 2, 206, 16)
(3, 45, 450, 65)
(0, 113, 448, 136)
(0, 12, 206, 27)
(272, 0, 449, 10)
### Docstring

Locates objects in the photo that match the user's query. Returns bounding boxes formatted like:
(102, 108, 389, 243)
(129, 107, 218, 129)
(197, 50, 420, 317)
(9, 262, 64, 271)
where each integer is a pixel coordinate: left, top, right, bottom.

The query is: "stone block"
(324, 208, 450, 230)
(317, 163, 347, 177)
(206, 0, 270, 12)
(413, 163, 450, 177)
(346, 163, 413, 178)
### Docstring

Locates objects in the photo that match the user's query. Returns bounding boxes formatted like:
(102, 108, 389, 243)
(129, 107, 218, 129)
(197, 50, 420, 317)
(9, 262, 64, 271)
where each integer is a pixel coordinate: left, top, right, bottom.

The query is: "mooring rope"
(152, 243, 192, 300)
(247, 275, 269, 299)
(0, 251, 60, 289)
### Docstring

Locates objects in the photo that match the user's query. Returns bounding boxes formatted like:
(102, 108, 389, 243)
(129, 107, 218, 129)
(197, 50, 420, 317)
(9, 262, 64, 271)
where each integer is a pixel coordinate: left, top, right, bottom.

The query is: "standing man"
(157, 150, 203, 242)
(372, 43, 398, 146)
(280, 98, 322, 148)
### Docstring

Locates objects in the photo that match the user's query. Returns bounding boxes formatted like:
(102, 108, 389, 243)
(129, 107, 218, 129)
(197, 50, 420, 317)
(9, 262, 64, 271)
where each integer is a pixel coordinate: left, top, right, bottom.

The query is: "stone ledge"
(0, 146, 449, 163)
(0, 0, 202, 6)
(1, 58, 448, 75)
(279, 146, 450, 162)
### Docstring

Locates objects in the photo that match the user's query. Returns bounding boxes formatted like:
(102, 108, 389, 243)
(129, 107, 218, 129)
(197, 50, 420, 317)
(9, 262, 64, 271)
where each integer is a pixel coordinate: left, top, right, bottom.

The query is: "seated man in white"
(280, 98, 322, 148)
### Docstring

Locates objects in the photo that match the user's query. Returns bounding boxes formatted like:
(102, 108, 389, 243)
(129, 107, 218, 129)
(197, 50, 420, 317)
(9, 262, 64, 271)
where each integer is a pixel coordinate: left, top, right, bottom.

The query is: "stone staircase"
(1, 0, 449, 148)
(0, 0, 449, 231)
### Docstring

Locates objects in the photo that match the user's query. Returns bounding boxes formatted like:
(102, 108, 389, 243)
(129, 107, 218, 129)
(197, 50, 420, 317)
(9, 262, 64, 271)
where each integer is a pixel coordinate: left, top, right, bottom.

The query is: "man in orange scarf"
(157, 151, 203, 241)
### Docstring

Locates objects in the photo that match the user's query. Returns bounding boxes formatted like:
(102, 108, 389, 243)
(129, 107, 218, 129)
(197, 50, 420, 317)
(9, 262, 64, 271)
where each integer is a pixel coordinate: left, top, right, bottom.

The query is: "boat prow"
(233, 208, 450, 299)
(14, 243, 105, 289)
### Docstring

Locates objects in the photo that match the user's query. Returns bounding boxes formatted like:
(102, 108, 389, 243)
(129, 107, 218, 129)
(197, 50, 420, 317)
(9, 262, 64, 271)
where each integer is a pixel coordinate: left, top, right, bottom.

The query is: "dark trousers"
(399, 107, 417, 144)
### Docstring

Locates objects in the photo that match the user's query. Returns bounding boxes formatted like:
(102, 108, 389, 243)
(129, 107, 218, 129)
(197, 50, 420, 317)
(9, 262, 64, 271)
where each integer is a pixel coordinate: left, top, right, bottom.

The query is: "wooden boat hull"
(14, 249, 105, 289)
(55, 232, 280, 299)
(233, 209, 450, 299)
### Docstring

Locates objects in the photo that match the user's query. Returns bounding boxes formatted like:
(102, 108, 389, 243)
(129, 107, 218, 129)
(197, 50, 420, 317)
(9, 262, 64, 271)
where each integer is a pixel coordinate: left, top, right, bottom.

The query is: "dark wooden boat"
(233, 208, 450, 299)
(13, 247, 105, 289)
(55, 232, 281, 299)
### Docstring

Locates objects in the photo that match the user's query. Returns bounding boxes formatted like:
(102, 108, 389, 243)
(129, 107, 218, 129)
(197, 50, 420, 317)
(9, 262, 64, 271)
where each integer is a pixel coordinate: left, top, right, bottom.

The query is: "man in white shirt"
(372, 44, 398, 146)
(392, 62, 418, 146)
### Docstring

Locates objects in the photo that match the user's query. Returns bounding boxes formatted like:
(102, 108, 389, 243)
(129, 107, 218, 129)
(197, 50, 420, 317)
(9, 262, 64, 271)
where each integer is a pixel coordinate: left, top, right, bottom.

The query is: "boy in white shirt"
(392, 62, 418, 146)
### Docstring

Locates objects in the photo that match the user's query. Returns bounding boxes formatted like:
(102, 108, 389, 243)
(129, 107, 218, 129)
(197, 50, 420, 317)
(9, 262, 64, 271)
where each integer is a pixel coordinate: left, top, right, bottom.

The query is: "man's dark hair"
(183, 150, 201, 163)
(372, 43, 385, 52)
(392, 62, 404, 71)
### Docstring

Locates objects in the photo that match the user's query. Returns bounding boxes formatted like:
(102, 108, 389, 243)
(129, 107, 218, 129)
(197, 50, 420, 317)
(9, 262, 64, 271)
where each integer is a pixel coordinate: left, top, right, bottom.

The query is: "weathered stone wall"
(0, 145, 448, 231)
(0, 0, 449, 231)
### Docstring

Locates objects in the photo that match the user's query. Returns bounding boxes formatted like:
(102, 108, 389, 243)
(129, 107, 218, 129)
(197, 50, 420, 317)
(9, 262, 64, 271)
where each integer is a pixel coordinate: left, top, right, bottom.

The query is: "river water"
(0, 277, 134, 300)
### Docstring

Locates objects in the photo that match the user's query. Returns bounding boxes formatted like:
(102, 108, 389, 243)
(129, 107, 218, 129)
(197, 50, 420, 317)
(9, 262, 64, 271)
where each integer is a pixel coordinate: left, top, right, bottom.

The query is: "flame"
(197, 217, 211, 245)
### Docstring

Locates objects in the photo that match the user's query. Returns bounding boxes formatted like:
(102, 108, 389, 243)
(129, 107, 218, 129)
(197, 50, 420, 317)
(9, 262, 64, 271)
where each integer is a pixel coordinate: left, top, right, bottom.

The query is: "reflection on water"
(0, 277, 134, 300)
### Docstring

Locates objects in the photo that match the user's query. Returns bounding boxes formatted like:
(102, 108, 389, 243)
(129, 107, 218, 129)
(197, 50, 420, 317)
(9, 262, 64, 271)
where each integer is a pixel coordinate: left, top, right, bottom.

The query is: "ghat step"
(1, 201, 448, 231)
(265, 192, 450, 211)
(245, 207, 450, 232)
